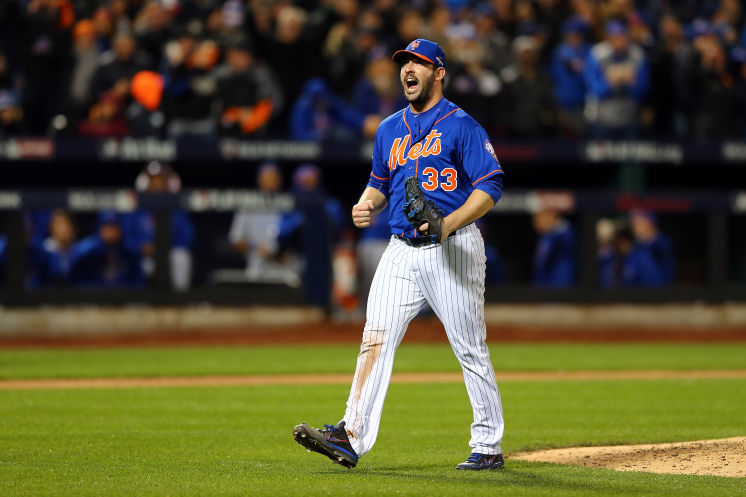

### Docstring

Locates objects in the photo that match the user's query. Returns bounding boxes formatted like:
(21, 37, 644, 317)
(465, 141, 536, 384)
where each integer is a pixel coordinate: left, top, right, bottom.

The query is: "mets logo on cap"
(392, 39, 446, 68)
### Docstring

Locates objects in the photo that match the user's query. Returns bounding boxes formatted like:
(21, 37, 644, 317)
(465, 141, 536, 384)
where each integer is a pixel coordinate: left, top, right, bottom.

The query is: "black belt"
(395, 231, 456, 246)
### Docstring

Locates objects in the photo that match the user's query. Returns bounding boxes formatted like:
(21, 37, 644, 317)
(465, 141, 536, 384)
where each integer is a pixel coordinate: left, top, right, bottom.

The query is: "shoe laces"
(466, 452, 482, 463)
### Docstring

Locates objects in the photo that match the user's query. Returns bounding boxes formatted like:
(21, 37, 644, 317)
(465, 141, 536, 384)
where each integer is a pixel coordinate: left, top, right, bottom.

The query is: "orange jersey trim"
(402, 111, 413, 141)
(433, 108, 460, 126)
(472, 169, 503, 186)
(370, 172, 390, 181)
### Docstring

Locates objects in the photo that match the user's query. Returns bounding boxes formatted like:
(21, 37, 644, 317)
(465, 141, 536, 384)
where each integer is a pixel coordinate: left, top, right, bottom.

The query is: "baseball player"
(294, 39, 505, 471)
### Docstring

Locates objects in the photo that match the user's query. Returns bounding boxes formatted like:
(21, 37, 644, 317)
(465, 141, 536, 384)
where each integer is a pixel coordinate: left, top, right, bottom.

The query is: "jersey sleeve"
(460, 123, 504, 204)
(365, 124, 391, 196)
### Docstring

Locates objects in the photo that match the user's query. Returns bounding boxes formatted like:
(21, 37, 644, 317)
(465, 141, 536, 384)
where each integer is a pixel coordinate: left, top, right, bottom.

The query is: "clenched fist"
(352, 200, 376, 228)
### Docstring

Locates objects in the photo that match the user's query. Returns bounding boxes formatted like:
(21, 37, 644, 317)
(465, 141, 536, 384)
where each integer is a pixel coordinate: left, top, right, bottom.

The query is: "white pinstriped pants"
(342, 224, 504, 457)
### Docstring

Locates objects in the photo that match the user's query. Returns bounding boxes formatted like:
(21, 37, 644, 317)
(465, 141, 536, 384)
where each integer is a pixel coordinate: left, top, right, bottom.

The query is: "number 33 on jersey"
(366, 97, 504, 237)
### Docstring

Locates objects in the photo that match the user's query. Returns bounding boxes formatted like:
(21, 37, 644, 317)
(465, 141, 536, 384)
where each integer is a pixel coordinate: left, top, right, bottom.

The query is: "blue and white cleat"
(455, 452, 505, 470)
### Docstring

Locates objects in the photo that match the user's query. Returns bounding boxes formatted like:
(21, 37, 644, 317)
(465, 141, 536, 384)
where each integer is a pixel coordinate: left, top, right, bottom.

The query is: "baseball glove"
(402, 176, 444, 243)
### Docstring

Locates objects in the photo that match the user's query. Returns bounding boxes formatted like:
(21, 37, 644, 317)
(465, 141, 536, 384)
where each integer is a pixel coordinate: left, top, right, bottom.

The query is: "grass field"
(1, 343, 745, 497)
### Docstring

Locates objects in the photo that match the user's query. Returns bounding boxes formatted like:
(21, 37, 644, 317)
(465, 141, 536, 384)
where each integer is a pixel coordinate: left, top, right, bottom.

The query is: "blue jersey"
(533, 221, 577, 287)
(366, 98, 504, 238)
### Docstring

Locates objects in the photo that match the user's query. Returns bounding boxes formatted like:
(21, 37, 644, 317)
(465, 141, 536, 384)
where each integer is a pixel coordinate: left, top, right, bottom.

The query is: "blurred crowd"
(0, 162, 195, 290)
(529, 208, 675, 288)
(1, 0, 746, 141)
(0, 160, 353, 294)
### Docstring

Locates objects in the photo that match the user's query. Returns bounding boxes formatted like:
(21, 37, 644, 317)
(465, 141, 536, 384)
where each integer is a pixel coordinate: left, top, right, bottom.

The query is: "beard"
(403, 69, 436, 106)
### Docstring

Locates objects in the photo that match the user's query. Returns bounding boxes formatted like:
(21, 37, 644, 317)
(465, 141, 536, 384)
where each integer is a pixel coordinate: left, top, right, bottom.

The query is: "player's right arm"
(352, 187, 387, 228)
(354, 117, 391, 229)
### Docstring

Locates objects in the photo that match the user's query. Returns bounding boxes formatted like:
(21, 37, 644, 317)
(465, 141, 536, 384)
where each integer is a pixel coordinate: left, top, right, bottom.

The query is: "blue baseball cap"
(563, 16, 590, 35)
(392, 39, 446, 68)
(605, 19, 628, 36)
(97, 210, 121, 226)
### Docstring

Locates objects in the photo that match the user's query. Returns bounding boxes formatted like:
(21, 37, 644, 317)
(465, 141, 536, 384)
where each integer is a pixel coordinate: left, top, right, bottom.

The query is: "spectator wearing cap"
(499, 36, 556, 137)
(551, 16, 591, 138)
(69, 210, 145, 288)
(584, 19, 650, 138)
(531, 210, 577, 288)
(121, 162, 194, 291)
(214, 38, 283, 136)
(629, 209, 675, 285)
(278, 164, 346, 251)
(600, 227, 665, 288)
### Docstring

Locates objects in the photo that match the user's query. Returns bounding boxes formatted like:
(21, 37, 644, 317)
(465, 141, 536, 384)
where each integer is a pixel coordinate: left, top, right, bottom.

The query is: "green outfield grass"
(1, 342, 746, 379)
(1, 343, 745, 497)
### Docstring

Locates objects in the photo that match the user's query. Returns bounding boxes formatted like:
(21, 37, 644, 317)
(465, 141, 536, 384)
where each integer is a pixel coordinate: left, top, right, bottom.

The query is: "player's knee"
(361, 326, 388, 348)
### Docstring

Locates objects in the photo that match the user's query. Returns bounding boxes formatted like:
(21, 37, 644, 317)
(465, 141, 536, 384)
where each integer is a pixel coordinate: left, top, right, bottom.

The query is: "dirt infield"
(1, 369, 745, 390)
(2, 317, 746, 348)
(512, 437, 746, 478)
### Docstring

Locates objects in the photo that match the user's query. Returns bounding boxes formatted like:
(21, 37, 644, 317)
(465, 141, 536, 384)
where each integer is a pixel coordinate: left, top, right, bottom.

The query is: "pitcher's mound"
(511, 437, 745, 477)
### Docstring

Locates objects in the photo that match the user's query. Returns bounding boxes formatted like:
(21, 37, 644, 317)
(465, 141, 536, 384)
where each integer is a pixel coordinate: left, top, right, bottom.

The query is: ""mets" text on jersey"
(388, 129, 442, 169)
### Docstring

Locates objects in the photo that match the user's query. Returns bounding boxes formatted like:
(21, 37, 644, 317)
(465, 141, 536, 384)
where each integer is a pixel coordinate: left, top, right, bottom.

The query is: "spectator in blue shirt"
(69, 211, 145, 288)
(551, 16, 591, 138)
(532, 210, 577, 287)
(289, 78, 380, 141)
(278, 164, 346, 247)
(601, 227, 665, 287)
(31, 209, 76, 287)
(629, 209, 675, 284)
(584, 19, 650, 138)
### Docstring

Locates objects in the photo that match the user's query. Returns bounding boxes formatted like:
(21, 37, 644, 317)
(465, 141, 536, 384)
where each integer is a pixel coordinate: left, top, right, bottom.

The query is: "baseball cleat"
(455, 452, 505, 470)
(293, 421, 358, 469)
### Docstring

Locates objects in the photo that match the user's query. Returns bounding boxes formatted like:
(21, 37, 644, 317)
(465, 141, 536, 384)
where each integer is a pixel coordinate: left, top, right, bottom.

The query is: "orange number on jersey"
(421, 167, 458, 191)
(441, 168, 457, 191)
(421, 167, 439, 191)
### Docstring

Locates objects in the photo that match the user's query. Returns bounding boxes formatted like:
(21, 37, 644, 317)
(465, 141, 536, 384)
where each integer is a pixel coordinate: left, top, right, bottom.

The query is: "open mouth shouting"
(404, 75, 419, 95)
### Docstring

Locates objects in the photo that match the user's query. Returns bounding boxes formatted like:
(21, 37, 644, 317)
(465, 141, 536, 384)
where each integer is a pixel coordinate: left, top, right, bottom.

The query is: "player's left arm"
(426, 120, 504, 240)
(440, 189, 495, 238)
